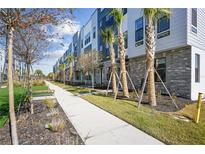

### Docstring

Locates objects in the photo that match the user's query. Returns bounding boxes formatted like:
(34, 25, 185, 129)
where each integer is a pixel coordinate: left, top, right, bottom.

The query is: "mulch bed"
(108, 91, 194, 112)
(0, 99, 84, 145)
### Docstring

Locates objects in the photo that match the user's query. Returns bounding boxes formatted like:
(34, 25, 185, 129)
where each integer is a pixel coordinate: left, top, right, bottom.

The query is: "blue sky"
(33, 8, 95, 75)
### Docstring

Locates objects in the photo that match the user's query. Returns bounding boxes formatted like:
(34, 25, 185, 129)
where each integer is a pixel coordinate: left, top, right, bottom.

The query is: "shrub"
(171, 92, 178, 103)
(45, 117, 65, 132)
(32, 80, 45, 86)
(156, 91, 162, 99)
(13, 81, 23, 87)
(43, 99, 57, 109)
(46, 108, 60, 117)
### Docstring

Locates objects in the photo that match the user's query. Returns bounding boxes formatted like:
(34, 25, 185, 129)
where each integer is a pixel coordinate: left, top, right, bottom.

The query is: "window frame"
(154, 57, 166, 82)
(157, 15, 170, 39)
(195, 53, 200, 83)
(135, 17, 144, 47)
(191, 8, 197, 34)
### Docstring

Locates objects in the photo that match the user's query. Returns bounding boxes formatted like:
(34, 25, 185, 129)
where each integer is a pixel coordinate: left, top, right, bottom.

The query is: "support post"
(154, 68, 179, 109)
(114, 71, 122, 100)
(106, 72, 113, 96)
(195, 93, 203, 123)
(126, 71, 139, 99)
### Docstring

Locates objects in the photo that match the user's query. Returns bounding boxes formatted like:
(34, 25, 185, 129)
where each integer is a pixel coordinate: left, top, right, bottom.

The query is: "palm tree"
(59, 64, 66, 84)
(143, 8, 171, 106)
(110, 8, 129, 98)
(101, 28, 117, 95)
(67, 55, 74, 82)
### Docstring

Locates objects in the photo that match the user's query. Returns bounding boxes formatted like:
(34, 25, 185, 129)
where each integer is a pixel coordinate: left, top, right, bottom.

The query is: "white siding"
(127, 8, 187, 58)
(187, 8, 205, 50)
(191, 46, 205, 100)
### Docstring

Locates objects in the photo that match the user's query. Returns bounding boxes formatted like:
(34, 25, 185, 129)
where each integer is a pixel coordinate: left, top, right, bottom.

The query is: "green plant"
(156, 91, 162, 99)
(43, 99, 57, 109)
(171, 92, 178, 103)
(45, 117, 65, 132)
(47, 108, 60, 117)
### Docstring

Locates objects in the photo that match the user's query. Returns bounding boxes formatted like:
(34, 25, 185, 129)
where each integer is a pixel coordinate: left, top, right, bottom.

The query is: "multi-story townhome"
(54, 8, 205, 100)
(126, 8, 205, 100)
(96, 8, 128, 85)
(73, 9, 98, 83)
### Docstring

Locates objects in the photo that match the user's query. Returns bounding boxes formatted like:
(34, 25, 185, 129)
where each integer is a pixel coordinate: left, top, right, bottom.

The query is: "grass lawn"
(0, 85, 49, 128)
(32, 86, 49, 97)
(81, 94, 205, 144)
(51, 81, 95, 94)
(0, 87, 27, 128)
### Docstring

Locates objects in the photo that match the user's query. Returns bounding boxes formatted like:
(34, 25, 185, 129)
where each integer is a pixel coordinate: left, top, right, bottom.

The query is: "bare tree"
(76, 50, 102, 87)
(0, 8, 73, 144)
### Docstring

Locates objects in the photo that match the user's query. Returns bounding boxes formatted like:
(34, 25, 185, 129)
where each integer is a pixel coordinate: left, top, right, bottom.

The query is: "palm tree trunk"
(26, 63, 33, 114)
(69, 63, 73, 81)
(7, 27, 19, 145)
(109, 43, 117, 95)
(118, 27, 129, 97)
(145, 24, 157, 106)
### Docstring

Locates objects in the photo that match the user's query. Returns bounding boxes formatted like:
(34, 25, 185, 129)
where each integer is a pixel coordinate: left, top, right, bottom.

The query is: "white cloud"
(44, 50, 65, 59)
(52, 19, 80, 37)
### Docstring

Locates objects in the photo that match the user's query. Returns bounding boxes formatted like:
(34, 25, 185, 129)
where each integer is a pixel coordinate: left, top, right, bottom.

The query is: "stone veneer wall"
(128, 46, 192, 99)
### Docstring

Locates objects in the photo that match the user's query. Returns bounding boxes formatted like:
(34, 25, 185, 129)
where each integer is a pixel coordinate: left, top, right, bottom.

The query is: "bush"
(45, 117, 65, 132)
(32, 80, 45, 86)
(43, 99, 57, 109)
(13, 81, 23, 87)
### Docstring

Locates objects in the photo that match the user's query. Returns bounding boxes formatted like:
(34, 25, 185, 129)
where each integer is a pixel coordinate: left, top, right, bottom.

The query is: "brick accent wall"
(128, 46, 192, 99)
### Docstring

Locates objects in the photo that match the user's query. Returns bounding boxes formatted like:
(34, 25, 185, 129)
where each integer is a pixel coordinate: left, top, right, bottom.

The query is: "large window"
(192, 8, 197, 33)
(84, 32, 91, 45)
(157, 16, 170, 39)
(195, 54, 200, 82)
(155, 58, 166, 82)
(135, 17, 144, 46)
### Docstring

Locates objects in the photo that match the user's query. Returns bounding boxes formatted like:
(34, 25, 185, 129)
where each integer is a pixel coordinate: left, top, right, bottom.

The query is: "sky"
(32, 8, 95, 75)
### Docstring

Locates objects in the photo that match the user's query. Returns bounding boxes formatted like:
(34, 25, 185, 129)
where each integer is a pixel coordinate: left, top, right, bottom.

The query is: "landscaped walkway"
(45, 81, 163, 145)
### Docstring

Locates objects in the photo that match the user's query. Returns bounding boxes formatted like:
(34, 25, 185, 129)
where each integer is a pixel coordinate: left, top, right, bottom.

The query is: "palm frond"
(109, 8, 123, 27)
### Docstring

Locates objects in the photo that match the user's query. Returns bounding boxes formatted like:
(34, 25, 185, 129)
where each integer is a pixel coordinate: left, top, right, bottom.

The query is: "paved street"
(46, 81, 163, 145)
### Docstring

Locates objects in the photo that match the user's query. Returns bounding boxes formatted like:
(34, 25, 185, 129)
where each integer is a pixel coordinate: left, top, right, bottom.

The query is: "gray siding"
(187, 8, 205, 50)
(127, 8, 188, 58)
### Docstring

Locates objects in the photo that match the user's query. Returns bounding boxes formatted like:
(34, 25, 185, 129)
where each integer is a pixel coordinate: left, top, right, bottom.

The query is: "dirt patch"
(0, 99, 84, 145)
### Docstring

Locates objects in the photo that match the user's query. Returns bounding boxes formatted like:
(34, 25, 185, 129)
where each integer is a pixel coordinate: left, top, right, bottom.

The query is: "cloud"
(52, 19, 80, 37)
(43, 50, 65, 59)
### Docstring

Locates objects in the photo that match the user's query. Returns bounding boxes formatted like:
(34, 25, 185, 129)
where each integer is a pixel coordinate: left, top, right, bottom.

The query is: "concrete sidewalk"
(46, 81, 163, 145)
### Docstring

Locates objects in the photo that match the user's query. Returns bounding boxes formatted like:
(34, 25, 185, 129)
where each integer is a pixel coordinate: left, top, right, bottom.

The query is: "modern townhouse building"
(73, 9, 98, 83)
(54, 8, 205, 100)
(96, 8, 128, 85)
(126, 8, 205, 100)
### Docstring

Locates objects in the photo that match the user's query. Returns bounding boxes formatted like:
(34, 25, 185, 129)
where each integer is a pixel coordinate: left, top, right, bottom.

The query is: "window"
(195, 54, 200, 82)
(106, 15, 110, 21)
(135, 17, 144, 46)
(84, 32, 91, 45)
(100, 21, 102, 27)
(155, 58, 166, 82)
(81, 40, 83, 48)
(123, 8, 127, 15)
(157, 16, 170, 39)
(124, 31, 128, 49)
(93, 27, 96, 39)
(192, 8, 197, 33)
